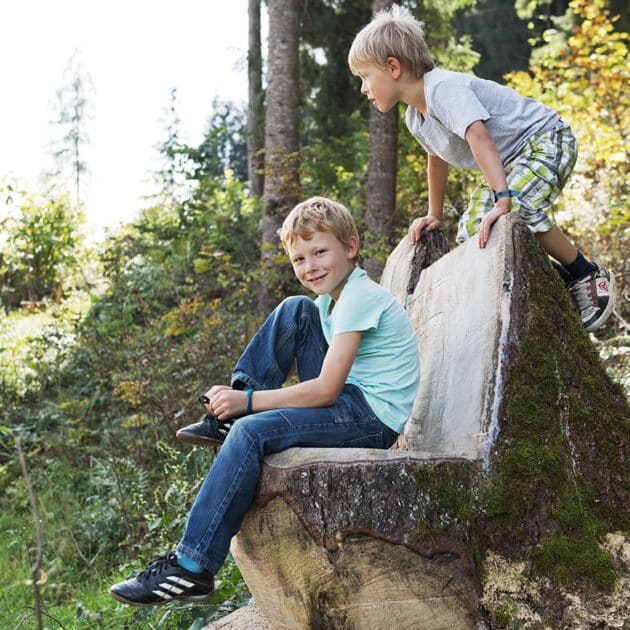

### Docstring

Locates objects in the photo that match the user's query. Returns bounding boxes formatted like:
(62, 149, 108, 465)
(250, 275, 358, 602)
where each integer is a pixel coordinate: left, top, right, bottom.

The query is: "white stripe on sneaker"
(168, 576, 196, 588)
(161, 583, 184, 594)
(152, 589, 173, 599)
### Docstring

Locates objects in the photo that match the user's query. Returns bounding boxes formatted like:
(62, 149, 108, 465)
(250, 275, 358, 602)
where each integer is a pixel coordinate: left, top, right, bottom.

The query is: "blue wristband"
(492, 188, 519, 203)
(245, 388, 254, 415)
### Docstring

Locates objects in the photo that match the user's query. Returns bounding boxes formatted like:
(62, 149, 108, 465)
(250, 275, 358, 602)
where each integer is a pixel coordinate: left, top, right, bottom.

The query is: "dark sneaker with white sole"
(109, 552, 214, 606)
(567, 264, 615, 332)
(176, 413, 233, 446)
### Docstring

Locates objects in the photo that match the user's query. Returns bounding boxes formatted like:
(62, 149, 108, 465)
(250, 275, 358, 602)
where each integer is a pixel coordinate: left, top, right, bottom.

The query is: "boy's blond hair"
(348, 4, 434, 79)
(279, 196, 360, 261)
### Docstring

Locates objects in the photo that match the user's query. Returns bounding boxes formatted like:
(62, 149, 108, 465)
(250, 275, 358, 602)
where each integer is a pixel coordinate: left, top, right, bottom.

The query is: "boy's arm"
(408, 155, 448, 243)
(465, 120, 512, 248)
(207, 331, 362, 420)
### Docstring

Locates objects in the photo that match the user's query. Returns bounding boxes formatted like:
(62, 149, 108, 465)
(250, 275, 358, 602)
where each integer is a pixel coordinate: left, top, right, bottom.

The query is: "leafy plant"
(0, 184, 84, 304)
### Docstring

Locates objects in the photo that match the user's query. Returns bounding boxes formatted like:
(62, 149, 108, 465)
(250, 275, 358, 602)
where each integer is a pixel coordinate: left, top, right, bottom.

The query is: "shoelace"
(569, 276, 595, 308)
(137, 552, 178, 580)
(203, 414, 233, 439)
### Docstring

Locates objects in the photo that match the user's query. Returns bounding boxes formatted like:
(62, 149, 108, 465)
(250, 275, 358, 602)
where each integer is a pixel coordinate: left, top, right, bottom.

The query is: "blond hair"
(279, 196, 360, 261)
(348, 4, 434, 78)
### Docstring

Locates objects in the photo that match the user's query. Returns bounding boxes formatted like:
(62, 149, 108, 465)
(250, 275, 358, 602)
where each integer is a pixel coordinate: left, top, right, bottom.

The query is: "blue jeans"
(176, 296, 398, 573)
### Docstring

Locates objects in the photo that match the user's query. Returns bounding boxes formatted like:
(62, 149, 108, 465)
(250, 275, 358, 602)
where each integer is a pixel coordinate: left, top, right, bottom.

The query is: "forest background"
(0, 0, 628, 628)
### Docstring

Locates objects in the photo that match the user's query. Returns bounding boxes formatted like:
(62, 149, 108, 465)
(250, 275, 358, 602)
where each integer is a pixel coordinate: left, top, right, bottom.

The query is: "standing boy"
(348, 5, 614, 332)
(109, 196, 420, 606)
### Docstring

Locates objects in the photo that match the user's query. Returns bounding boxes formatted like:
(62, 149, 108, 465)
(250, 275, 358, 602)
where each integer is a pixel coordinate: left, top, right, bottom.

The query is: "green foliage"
(182, 99, 249, 187)
(454, 0, 532, 82)
(302, 127, 369, 210)
(1, 168, 263, 627)
(506, 0, 629, 330)
(152, 87, 192, 208)
(0, 183, 84, 304)
(300, 0, 372, 145)
(417, 0, 480, 71)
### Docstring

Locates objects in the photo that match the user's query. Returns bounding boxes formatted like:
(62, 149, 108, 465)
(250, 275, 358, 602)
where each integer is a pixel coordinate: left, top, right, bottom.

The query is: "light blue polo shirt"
(316, 267, 420, 433)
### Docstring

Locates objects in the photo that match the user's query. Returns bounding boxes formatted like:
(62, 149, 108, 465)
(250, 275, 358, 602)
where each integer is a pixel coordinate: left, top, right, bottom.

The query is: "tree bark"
(247, 0, 264, 197)
(364, 0, 398, 281)
(259, 0, 301, 315)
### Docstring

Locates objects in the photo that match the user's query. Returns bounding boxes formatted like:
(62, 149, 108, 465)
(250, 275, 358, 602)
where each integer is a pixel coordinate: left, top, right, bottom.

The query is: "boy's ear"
(386, 56, 402, 78)
(346, 235, 360, 259)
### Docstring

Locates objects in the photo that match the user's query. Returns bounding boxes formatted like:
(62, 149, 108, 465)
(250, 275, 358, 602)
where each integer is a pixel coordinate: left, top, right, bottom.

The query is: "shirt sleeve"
(431, 81, 490, 139)
(331, 282, 388, 336)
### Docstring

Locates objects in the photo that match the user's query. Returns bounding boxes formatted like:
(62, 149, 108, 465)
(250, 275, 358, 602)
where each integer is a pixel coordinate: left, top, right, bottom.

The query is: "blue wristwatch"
(492, 189, 519, 202)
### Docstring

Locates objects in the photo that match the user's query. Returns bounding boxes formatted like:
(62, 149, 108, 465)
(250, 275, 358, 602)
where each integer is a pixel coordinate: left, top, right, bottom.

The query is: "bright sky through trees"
(0, 0, 250, 234)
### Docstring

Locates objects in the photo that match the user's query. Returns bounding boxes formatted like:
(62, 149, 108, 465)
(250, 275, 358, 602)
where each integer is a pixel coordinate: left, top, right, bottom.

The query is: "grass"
(1, 506, 249, 630)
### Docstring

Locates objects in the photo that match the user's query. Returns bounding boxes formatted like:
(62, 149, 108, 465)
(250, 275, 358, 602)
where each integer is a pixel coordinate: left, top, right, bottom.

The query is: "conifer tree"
(48, 49, 95, 209)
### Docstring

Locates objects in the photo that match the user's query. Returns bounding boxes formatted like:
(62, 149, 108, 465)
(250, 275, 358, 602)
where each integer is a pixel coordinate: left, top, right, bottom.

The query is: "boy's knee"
(278, 295, 318, 317)
(226, 417, 252, 442)
(281, 295, 311, 308)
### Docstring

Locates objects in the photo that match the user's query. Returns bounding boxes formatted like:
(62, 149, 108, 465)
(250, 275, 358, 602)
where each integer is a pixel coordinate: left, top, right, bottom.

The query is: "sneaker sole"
(584, 273, 615, 332)
(110, 587, 214, 606)
(175, 429, 224, 447)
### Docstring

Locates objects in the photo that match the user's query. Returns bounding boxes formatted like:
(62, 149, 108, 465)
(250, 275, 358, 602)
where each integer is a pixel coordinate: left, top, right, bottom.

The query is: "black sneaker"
(567, 264, 615, 332)
(109, 552, 214, 606)
(176, 413, 233, 446)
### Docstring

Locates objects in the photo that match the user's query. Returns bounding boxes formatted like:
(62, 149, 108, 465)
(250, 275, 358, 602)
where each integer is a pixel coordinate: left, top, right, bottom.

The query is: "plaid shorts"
(456, 120, 578, 243)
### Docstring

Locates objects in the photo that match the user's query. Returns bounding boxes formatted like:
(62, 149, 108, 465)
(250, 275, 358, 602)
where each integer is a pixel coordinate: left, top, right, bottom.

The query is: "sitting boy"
(348, 5, 615, 332)
(109, 196, 420, 605)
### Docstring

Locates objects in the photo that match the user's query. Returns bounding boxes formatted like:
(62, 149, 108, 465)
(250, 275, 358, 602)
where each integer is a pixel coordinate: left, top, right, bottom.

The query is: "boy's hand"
(204, 387, 247, 421)
(478, 199, 511, 249)
(202, 385, 233, 418)
(203, 384, 231, 402)
(408, 214, 442, 244)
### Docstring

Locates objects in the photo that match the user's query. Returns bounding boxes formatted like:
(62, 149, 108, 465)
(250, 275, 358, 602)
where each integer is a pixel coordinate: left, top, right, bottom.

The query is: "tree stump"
(219, 214, 628, 629)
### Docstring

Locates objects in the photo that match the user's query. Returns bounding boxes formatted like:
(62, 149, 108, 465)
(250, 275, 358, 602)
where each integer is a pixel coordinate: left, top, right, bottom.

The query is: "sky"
(1, 0, 251, 236)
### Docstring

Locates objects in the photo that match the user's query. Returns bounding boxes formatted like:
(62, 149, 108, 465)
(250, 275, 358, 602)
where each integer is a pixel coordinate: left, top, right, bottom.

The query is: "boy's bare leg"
(535, 226, 578, 266)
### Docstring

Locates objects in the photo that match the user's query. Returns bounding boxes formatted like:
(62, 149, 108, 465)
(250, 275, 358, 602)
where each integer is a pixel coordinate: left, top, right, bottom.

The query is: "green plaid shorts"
(456, 120, 578, 243)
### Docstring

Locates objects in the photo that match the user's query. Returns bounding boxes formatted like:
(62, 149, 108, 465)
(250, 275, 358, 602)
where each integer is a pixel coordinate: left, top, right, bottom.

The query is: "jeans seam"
(189, 429, 261, 557)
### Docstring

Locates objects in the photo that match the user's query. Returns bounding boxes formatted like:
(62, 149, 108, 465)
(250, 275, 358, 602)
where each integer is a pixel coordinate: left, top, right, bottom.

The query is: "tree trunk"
(364, 0, 398, 281)
(259, 0, 301, 315)
(247, 0, 264, 197)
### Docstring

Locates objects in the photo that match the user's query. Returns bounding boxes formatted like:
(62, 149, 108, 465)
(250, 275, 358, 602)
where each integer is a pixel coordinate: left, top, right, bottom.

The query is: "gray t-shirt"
(405, 68, 560, 169)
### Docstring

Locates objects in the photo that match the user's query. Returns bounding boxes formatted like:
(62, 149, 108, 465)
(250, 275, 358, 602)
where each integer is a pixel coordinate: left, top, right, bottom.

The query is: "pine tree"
(48, 49, 95, 208)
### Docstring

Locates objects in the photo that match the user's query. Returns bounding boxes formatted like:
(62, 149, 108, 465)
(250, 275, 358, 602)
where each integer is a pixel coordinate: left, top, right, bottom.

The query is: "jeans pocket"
(331, 385, 384, 428)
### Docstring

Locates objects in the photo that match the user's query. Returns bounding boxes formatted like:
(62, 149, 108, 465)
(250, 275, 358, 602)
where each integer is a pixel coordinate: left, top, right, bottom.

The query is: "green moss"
(532, 533, 617, 591)
(411, 461, 482, 540)
(483, 248, 629, 592)
(410, 234, 629, 603)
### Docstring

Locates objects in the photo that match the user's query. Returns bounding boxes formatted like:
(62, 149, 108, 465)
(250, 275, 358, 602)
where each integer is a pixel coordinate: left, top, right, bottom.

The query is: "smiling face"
(287, 230, 359, 300)
(354, 58, 401, 113)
